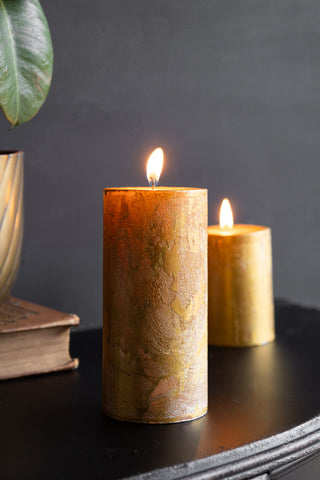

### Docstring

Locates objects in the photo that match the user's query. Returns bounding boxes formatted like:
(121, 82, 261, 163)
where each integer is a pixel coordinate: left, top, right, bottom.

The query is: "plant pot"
(0, 151, 24, 305)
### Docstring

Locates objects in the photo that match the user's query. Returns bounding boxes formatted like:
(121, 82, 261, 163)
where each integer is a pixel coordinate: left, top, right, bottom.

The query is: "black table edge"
(129, 416, 320, 480)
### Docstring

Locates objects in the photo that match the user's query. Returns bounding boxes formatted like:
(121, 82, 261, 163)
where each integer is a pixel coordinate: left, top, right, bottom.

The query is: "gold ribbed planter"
(0, 151, 24, 305)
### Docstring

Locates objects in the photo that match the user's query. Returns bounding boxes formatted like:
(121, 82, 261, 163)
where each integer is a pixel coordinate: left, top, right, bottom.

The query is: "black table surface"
(1, 301, 320, 480)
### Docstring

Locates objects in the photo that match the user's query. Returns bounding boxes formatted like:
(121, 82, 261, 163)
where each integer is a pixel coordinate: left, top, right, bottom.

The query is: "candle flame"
(147, 148, 164, 187)
(220, 198, 234, 228)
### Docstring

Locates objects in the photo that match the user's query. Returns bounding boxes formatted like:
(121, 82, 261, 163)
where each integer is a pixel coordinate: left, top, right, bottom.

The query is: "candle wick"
(148, 176, 158, 188)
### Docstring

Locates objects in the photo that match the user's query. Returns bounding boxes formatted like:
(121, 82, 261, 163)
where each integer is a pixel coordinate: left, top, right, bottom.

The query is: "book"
(0, 297, 80, 380)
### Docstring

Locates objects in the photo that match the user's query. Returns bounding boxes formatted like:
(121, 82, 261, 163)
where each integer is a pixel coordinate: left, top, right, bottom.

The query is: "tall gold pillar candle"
(103, 149, 208, 423)
(208, 199, 275, 347)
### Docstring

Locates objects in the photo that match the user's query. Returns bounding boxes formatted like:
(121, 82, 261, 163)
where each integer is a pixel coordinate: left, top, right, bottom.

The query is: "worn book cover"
(0, 297, 80, 380)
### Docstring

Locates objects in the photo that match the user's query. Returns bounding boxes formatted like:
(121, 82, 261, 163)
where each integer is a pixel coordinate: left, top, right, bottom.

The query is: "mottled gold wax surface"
(208, 225, 275, 347)
(0, 152, 24, 305)
(103, 187, 208, 423)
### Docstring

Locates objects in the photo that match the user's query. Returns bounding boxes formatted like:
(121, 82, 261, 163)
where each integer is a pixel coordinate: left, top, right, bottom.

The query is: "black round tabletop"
(1, 301, 320, 480)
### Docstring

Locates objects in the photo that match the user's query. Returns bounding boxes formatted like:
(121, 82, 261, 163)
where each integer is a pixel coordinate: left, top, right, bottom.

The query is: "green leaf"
(0, 0, 53, 126)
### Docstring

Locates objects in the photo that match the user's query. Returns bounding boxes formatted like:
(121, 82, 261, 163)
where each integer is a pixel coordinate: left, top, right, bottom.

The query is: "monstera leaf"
(0, 0, 53, 126)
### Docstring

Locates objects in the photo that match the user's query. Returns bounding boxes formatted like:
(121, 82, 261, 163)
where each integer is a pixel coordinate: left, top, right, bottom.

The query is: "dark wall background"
(2, 0, 319, 329)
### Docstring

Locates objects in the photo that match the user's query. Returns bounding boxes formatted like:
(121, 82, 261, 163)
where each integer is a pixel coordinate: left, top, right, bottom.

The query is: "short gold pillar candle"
(208, 199, 275, 347)
(103, 149, 208, 423)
